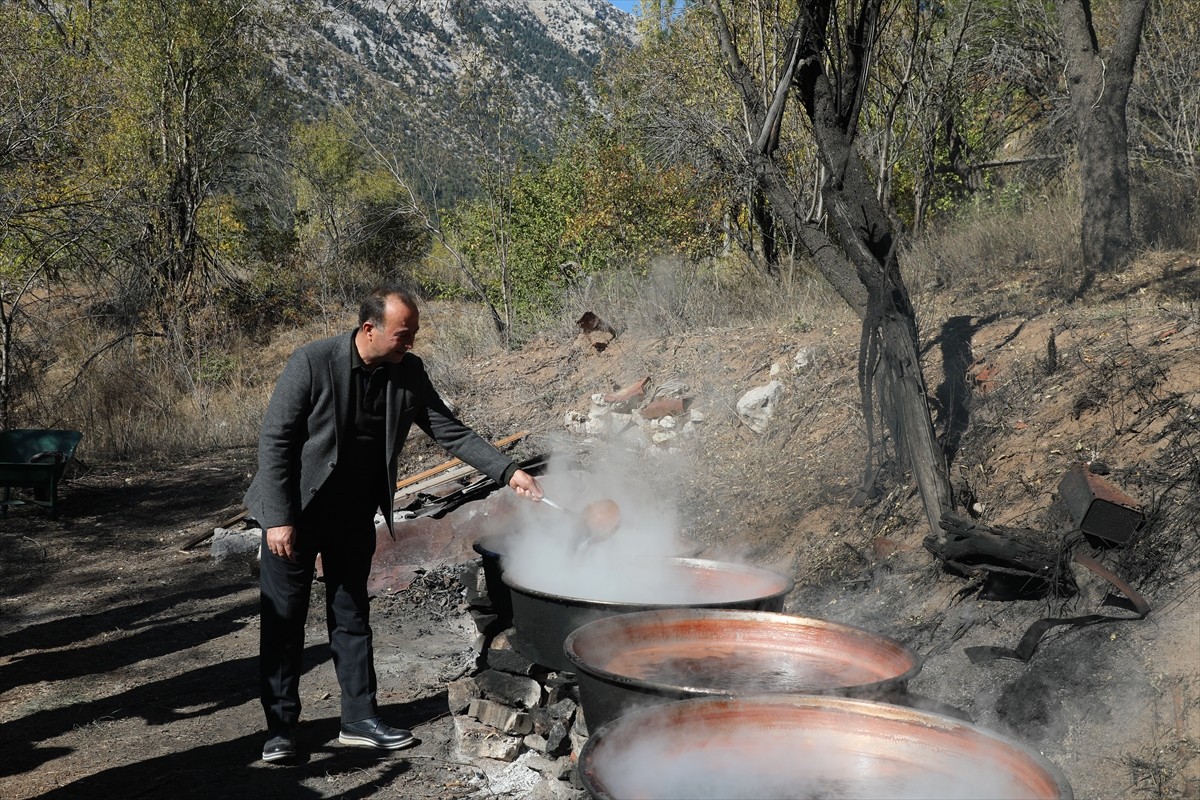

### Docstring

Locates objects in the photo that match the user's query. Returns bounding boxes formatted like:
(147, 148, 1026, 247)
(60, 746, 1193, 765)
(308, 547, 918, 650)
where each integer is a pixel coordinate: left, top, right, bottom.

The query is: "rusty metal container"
(564, 608, 920, 730)
(579, 694, 1073, 800)
(503, 558, 793, 672)
(1058, 463, 1143, 544)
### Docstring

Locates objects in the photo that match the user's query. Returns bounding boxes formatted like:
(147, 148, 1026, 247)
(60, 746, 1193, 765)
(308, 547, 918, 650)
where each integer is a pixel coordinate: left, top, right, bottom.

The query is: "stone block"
(476, 668, 542, 710)
(546, 720, 571, 757)
(487, 646, 538, 676)
(736, 380, 783, 433)
(546, 698, 577, 725)
(522, 752, 559, 774)
(568, 728, 589, 761)
(571, 706, 589, 737)
(447, 676, 481, 715)
(529, 707, 553, 737)
(453, 715, 522, 762)
(473, 612, 499, 633)
(567, 758, 586, 789)
(210, 528, 260, 562)
(527, 778, 578, 800)
(468, 697, 533, 736)
(524, 732, 548, 753)
(543, 674, 578, 705)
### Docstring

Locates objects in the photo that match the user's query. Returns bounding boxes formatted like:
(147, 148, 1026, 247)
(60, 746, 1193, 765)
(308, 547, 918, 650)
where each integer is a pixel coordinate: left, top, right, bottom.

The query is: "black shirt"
(321, 331, 389, 511)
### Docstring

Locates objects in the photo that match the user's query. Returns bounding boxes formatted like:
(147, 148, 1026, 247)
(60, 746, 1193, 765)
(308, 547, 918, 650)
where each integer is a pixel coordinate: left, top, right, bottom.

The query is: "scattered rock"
(453, 715, 523, 762)
(736, 380, 783, 433)
(476, 669, 543, 710)
(448, 676, 482, 714)
(468, 698, 533, 736)
(209, 527, 260, 562)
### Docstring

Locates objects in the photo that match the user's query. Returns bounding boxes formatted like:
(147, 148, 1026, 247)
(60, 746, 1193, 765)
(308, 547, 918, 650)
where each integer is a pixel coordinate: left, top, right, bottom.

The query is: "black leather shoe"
(338, 717, 415, 750)
(262, 729, 296, 763)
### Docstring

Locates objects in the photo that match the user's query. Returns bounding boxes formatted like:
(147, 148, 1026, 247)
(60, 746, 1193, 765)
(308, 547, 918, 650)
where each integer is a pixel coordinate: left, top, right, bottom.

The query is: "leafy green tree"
(0, 4, 108, 427)
(289, 116, 431, 300)
(90, 0, 274, 344)
(444, 116, 721, 334)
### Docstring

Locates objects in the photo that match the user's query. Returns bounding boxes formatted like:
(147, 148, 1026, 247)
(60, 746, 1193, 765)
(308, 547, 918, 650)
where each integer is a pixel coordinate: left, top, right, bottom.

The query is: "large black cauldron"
(472, 534, 512, 627)
(502, 558, 793, 673)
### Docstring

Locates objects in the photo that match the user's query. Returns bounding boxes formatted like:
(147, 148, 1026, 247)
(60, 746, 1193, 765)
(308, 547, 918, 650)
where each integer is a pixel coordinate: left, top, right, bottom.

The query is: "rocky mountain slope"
(271, 0, 635, 197)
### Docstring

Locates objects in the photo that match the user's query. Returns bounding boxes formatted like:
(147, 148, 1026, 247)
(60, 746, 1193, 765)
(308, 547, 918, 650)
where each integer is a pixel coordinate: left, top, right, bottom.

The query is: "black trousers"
(259, 498, 379, 730)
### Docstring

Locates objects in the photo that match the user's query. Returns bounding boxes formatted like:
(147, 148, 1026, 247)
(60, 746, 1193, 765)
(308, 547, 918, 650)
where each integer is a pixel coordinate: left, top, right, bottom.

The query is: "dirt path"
(0, 454, 504, 800)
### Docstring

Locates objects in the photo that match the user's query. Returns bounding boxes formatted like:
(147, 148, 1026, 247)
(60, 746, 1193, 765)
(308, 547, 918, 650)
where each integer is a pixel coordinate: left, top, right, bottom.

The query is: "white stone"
(736, 380, 784, 434)
(564, 411, 588, 434)
(590, 392, 607, 405)
(527, 778, 578, 800)
(794, 347, 816, 369)
(658, 415, 677, 429)
(770, 362, 782, 376)
(689, 409, 706, 423)
(210, 528, 260, 562)
(652, 431, 677, 444)
(468, 698, 533, 735)
(523, 732, 548, 753)
(453, 715, 523, 762)
(609, 411, 634, 430)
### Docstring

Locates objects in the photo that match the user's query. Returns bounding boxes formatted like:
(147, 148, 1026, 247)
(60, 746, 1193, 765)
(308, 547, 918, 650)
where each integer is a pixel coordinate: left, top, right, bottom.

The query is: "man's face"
(359, 296, 419, 365)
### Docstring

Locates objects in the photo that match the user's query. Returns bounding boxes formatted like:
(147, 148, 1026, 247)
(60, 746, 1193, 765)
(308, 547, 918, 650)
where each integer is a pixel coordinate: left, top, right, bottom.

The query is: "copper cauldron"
(579, 694, 1073, 800)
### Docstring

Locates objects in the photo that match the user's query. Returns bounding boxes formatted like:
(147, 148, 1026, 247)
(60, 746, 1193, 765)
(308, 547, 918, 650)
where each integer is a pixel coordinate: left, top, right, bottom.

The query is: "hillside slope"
(1, 253, 1197, 798)
(428, 252, 1200, 798)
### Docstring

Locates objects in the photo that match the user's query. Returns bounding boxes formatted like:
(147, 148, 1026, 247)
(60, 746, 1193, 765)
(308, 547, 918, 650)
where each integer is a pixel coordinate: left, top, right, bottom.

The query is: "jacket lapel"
(328, 331, 354, 453)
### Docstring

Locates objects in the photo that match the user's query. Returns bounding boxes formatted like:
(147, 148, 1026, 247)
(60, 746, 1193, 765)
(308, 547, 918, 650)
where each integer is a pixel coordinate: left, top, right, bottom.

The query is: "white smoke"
(586, 700, 1065, 800)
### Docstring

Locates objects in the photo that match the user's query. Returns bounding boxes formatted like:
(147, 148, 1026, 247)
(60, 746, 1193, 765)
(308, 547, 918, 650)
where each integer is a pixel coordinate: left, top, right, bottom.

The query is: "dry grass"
(11, 185, 1199, 466)
(903, 191, 1082, 306)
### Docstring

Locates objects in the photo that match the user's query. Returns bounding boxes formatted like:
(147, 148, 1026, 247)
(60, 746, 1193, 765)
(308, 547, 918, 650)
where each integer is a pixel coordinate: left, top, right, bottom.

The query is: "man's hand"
(508, 469, 543, 501)
(266, 525, 297, 562)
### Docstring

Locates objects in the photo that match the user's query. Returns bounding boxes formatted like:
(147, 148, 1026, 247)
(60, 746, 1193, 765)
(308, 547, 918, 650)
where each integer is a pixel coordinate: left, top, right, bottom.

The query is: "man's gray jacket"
(243, 331, 517, 535)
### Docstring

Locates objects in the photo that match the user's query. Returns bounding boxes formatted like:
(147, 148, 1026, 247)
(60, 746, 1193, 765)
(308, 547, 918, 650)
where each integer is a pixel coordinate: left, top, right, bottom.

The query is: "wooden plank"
(393, 463, 482, 502)
(394, 430, 528, 490)
(178, 505, 252, 552)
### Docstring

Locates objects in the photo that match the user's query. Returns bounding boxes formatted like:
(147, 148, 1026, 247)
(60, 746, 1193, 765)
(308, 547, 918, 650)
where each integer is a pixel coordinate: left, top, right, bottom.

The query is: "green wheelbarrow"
(0, 429, 83, 517)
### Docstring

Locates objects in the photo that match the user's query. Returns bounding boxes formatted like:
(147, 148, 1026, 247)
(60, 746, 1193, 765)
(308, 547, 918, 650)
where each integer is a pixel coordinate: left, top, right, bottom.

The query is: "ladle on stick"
(540, 496, 622, 552)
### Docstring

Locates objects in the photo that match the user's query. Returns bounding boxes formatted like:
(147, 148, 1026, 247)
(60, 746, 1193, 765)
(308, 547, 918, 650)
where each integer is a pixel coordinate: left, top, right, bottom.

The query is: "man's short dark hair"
(359, 284, 418, 326)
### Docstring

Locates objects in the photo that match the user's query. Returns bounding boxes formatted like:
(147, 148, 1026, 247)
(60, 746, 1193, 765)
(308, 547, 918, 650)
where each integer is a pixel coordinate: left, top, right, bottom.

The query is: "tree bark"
(1057, 0, 1150, 272)
(709, 0, 953, 539)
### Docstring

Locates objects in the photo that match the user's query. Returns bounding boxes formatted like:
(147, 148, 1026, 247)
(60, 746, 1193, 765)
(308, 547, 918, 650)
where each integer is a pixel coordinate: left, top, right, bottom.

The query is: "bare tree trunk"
(710, 0, 952, 539)
(1057, 0, 1149, 272)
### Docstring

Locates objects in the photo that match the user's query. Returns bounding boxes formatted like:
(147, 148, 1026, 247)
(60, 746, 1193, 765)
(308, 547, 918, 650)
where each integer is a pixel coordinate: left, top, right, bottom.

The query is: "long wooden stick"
(394, 430, 528, 490)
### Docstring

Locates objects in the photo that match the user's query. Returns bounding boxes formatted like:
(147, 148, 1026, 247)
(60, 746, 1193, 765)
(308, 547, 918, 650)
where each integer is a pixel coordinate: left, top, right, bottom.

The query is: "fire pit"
(564, 608, 920, 730)
(503, 558, 793, 672)
(579, 694, 1073, 800)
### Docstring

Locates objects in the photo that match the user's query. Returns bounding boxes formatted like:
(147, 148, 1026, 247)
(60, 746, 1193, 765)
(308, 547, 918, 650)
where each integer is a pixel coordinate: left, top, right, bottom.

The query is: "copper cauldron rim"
(563, 607, 922, 697)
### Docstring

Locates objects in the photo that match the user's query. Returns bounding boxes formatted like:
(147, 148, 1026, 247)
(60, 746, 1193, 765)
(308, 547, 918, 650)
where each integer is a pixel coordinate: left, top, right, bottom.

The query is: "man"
(243, 285, 542, 763)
